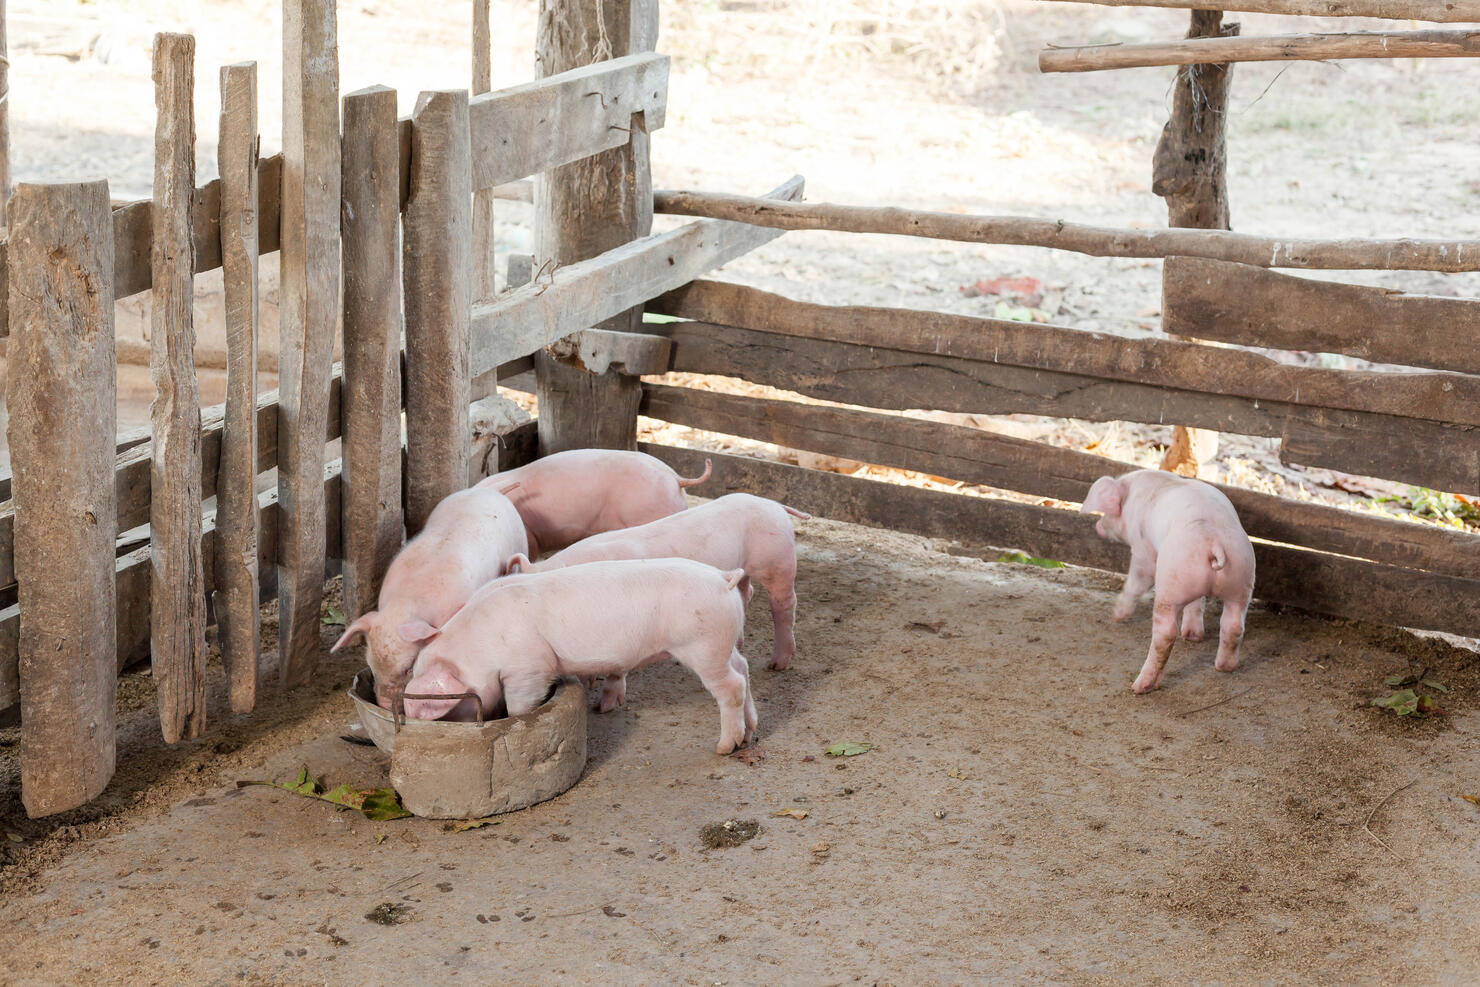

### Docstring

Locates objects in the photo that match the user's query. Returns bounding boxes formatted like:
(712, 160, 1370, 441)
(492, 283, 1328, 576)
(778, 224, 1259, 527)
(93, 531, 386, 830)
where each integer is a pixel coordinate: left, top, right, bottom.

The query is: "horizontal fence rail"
(1039, 29, 1480, 73)
(1035, 0, 1480, 20)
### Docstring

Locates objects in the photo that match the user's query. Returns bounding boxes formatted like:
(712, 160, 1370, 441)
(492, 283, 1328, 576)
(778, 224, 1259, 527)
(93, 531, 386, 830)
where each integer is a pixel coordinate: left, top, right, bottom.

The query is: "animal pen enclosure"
(0, 0, 1477, 823)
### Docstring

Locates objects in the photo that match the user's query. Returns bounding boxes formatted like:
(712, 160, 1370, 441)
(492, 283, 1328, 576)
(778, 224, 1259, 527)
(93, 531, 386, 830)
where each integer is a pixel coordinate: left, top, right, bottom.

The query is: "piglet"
(507, 493, 808, 714)
(476, 450, 710, 556)
(401, 558, 758, 755)
(330, 485, 528, 707)
(1080, 469, 1255, 694)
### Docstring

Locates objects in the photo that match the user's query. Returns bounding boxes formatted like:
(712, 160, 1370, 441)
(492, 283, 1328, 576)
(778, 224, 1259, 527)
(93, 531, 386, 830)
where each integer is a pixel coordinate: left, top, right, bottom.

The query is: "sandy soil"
(2, 517, 1479, 984)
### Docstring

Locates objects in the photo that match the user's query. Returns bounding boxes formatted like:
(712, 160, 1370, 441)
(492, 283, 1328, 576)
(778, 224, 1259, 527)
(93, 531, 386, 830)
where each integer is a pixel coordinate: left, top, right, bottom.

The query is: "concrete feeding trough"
(349, 670, 588, 819)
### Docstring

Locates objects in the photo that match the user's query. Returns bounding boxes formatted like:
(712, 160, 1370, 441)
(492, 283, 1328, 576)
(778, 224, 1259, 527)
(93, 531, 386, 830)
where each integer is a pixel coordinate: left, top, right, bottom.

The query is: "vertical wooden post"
(341, 84, 404, 619)
(532, 0, 658, 455)
(402, 89, 471, 535)
(151, 33, 207, 743)
(7, 180, 118, 816)
(1154, 9, 1237, 477)
(472, 0, 497, 302)
(279, 0, 341, 688)
(215, 60, 261, 714)
(0, 0, 10, 221)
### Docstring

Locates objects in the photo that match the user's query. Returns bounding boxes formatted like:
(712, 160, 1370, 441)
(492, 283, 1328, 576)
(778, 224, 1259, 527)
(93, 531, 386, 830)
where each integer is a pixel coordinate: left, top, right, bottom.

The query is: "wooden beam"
(1162, 257, 1480, 375)
(150, 32, 207, 744)
(641, 444, 1480, 640)
(469, 175, 804, 378)
(471, 0, 496, 303)
(639, 383, 1480, 579)
(1035, 0, 1480, 21)
(470, 52, 669, 192)
(340, 85, 405, 618)
(1039, 29, 1480, 73)
(650, 190, 1480, 273)
(645, 311, 1480, 495)
(403, 89, 472, 534)
(6, 180, 118, 817)
(0, 0, 9, 225)
(278, 0, 341, 689)
(650, 280, 1480, 429)
(215, 60, 262, 715)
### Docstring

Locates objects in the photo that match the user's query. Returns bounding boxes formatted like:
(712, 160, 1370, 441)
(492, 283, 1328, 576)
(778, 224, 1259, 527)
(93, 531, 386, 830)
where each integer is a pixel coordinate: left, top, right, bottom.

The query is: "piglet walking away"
(508, 493, 808, 711)
(1080, 469, 1256, 694)
(330, 485, 528, 707)
(476, 449, 711, 556)
(401, 559, 758, 755)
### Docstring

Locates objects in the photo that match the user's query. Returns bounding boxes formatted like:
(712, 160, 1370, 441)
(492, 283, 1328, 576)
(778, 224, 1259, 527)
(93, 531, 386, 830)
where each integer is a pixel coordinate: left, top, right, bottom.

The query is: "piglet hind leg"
(763, 569, 799, 671)
(683, 647, 751, 755)
(1113, 552, 1156, 622)
(1132, 598, 1181, 694)
(730, 648, 758, 744)
(1179, 597, 1207, 642)
(1215, 593, 1250, 672)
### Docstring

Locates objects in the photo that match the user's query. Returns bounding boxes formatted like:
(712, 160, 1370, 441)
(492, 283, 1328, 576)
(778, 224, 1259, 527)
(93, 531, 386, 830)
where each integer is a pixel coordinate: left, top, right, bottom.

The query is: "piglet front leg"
(1114, 551, 1156, 622)
(1179, 597, 1206, 642)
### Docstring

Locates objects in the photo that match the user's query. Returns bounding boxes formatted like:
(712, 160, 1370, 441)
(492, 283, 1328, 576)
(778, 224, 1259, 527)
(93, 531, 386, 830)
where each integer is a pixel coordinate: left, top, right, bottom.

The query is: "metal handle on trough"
(391, 689, 485, 732)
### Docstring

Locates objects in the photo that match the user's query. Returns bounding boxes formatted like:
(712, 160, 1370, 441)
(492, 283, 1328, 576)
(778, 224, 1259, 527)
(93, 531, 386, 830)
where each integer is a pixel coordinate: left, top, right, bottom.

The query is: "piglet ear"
(397, 619, 441, 645)
(504, 552, 531, 574)
(331, 612, 376, 652)
(1080, 476, 1124, 517)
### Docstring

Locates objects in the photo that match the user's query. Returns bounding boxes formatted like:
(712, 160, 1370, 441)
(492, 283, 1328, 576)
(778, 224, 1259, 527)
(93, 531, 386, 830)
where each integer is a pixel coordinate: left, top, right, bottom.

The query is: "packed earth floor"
(2, 517, 1478, 983)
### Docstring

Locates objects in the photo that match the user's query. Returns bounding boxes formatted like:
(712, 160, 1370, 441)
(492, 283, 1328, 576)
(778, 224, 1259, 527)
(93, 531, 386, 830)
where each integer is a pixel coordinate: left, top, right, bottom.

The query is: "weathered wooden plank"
(639, 383, 1480, 579)
(1162, 257, 1480, 375)
(650, 280, 1480, 428)
(341, 85, 404, 618)
(1154, 10, 1235, 476)
(6, 179, 118, 816)
(1037, 0, 1480, 21)
(646, 317, 1480, 494)
(1039, 29, 1480, 73)
(278, 0, 341, 689)
(469, 52, 668, 193)
(150, 32, 207, 744)
(403, 88, 471, 535)
(0, 0, 9, 225)
(471, 0, 496, 303)
(642, 444, 1480, 639)
(650, 190, 1480, 273)
(469, 175, 803, 378)
(215, 60, 261, 715)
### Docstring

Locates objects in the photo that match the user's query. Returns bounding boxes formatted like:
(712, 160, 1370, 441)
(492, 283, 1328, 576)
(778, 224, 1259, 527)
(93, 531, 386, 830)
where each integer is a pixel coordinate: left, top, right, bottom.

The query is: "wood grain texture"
(650, 190, 1480, 273)
(0, 0, 9, 224)
(278, 0, 341, 689)
(639, 383, 1480, 579)
(6, 180, 118, 816)
(468, 176, 803, 378)
(645, 310, 1480, 494)
(402, 89, 471, 535)
(150, 33, 207, 743)
(642, 444, 1480, 639)
(215, 60, 261, 714)
(472, 0, 496, 302)
(1162, 256, 1480, 374)
(1039, 29, 1480, 72)
(1036, 0, 1480, 21)
(341, 85, 404, 618)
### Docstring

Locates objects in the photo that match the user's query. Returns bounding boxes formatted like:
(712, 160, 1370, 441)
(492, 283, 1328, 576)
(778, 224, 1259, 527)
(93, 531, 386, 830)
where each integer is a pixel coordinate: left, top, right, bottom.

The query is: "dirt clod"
(699, 819, 761, 849)
(365, 903, 412, 926)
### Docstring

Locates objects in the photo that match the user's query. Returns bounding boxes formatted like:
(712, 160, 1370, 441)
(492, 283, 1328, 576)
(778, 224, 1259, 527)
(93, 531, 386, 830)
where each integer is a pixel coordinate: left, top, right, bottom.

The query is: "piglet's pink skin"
(476, 450, 710, 557)
(1080, 469, 1256, 694)
(402, 558, 758, 755)
(507, 493, 809, 711)
(330, 486, 528, 707)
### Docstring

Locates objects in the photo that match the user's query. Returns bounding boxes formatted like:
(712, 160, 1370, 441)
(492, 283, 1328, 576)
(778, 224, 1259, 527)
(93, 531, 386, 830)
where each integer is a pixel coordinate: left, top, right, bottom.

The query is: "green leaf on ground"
(450, 818, 501, 833)
(1384, 674, 1417, 687)
(824, 742, 875, 758)
(1421, 679, 1450, 694)
(322, 606, 346, 627)
(997, 551, 1065, 569)
(1371, 690, 1444, 718)
(238, 767, 412, 821)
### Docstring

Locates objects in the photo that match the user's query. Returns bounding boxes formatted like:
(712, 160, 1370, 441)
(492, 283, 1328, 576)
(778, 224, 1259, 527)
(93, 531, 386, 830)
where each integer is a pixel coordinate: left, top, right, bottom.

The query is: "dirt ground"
(3, 516, 1479, 984)
(3, 0, 1480, 982)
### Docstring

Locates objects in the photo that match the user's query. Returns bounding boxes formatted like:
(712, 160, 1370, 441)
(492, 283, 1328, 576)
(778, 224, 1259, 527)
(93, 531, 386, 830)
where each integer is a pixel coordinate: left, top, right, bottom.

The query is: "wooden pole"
(0, 0, 9, 223)
(6, 180, 118, 816)
(1034, 0, 1480, 21)
(340, 84, 404, 617)
(472, 0, 497, 303)
(1039, 29, 1480, 73)
(278, 0, 341, 689)
(533, 0, 658, 455)
(150, 33, 207, 743)
(402, 89, 471, 535)
(1154, 10, 1236, 477)
(650, 190, 1480, 272)
(215, 61, 261, 714)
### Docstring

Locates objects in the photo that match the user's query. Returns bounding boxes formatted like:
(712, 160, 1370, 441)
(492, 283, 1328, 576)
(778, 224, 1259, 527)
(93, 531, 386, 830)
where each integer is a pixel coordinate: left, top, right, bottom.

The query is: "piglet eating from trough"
(476, 449, 711, 557)
(330, 485, 529, 708)
(506, 492, 809, 710)
(1080, 469, 1256, 694)
(400, 558, 758, 755)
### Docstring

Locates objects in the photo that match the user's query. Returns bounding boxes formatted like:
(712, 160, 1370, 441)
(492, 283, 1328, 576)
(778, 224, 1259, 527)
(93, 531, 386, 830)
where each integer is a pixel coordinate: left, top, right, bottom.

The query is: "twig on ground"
(1362, 779, 1417, 854)
(1176, 685, 1255, 717)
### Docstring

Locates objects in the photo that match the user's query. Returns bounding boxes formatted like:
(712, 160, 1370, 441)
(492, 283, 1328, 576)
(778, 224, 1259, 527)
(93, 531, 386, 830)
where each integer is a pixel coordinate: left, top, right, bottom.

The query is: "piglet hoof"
(715, 739, 740, 757)
(1131, 674, 1160, 695)
(1182, 628, 1205, 643)
(1111, 604, 1136, 622)
(1214, 654, 1240, 673)
(768, 653, 792, 672)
